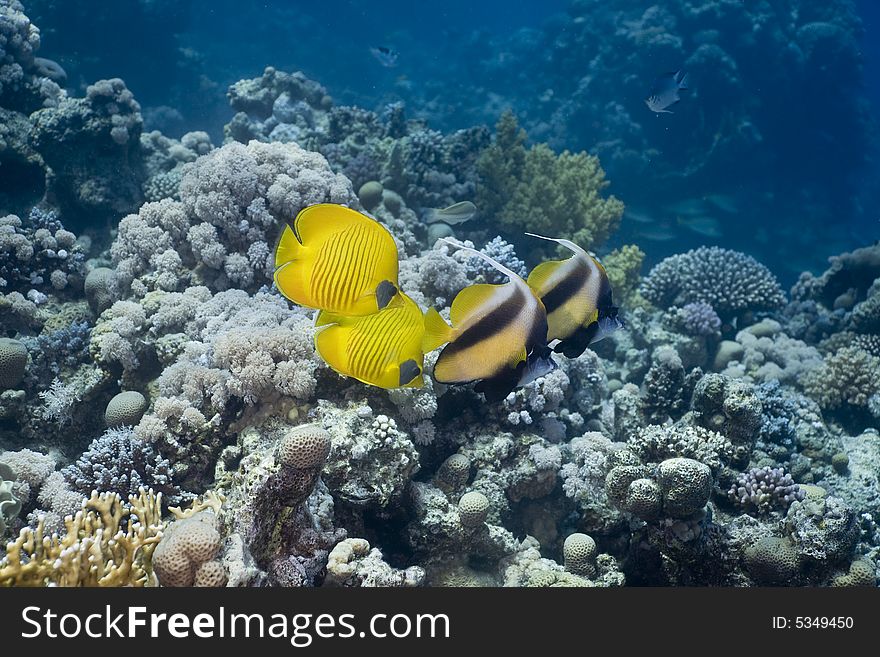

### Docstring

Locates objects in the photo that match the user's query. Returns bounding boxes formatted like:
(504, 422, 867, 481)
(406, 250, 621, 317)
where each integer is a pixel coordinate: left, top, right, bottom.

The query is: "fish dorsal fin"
(274, 224, 302, 269)
(423, 307, 453, 352)
(526, 259, 566, 295)
(294, 203, 365, 243)
(524, 232, 589, 260)
(449, 283, 507, 326)
(438, 237, 523, 284)
(314, 309, 347, 328)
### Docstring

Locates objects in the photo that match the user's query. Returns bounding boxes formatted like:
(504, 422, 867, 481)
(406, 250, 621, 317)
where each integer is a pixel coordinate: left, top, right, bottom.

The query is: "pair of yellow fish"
(274, 204, 620, 399)
(274, 204, 430, 389)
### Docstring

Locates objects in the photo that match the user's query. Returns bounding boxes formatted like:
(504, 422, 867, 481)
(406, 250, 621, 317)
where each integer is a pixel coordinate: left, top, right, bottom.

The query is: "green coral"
(803, 346, 880, 412)
(476, 111, 623, 250)
(601, 244, 644, 304)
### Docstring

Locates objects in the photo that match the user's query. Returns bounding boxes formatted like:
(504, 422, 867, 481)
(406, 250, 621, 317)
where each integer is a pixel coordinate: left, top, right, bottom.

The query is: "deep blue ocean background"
(23, 0, 880, 281)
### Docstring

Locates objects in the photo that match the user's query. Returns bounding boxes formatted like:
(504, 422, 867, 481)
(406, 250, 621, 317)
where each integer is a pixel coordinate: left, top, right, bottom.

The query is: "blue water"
(27, 0, 879, 281)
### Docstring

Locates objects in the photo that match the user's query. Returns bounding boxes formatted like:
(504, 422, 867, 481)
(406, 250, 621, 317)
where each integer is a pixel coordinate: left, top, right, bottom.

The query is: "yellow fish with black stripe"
(314, 291, 436, 389)
(274, 203, 400, 316)
(424, 239, 550, 402)
(525, 232, 624, 359)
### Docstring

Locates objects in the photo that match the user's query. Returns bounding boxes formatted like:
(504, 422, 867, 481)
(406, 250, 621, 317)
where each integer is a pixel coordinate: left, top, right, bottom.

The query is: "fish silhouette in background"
(646, 70, 689, 113)
(370, 46, 399, 67)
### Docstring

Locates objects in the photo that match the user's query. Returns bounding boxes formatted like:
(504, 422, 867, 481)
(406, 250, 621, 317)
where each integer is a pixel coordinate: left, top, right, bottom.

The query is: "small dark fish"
(370, 46, 399, 68)
(645, 70, 688, 114)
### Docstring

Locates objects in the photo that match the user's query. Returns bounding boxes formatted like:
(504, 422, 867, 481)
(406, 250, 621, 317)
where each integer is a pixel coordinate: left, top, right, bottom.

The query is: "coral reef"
(0, 0, 877, 591)
(641, 247, 786, 320)
(0, 488, 163, 587)
(475, 111, 623, 250)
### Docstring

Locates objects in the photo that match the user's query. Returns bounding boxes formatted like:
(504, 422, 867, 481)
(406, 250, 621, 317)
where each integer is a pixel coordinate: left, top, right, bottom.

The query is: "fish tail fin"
(437, 237, 522, 283)
(424, 209, 439, 224)
(524, 232, 588, 259)
(677, 71, 689, 89)
(422, 307, 453, 352)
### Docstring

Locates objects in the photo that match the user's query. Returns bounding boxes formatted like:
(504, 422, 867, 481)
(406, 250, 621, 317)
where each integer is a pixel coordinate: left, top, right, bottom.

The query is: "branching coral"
(0, 488, 163, 587)
(62, 426, 190, 505)
(641, 246, 785, 319)
(476, 111, 623, 249)
(803, 346, 880, 417)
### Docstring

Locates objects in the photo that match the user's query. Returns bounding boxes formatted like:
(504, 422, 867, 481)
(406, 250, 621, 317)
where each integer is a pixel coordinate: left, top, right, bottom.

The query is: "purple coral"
(641, 246, 786, 318)
(675, 302, 721, 337)
(727, 466, 805, 515)
(61, 426, 191, 505)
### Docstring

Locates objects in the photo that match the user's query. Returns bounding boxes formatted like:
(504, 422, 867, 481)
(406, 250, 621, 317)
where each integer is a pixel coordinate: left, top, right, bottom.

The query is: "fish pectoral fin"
(509, 346, 528, 368)
(449, 283, 505, 325)
(422, 307, 453, 352)
(375, 280, 399, 310)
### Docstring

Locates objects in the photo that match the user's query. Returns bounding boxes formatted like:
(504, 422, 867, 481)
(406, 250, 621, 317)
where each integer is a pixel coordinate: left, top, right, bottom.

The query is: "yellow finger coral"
(0, 488, 163, 587)
(476, 111, 624, 251)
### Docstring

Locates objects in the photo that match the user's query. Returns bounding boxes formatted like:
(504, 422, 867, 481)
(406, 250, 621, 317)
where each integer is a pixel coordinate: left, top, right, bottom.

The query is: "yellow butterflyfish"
(274, 203, 400, 316)
(314, 291, 437, 389)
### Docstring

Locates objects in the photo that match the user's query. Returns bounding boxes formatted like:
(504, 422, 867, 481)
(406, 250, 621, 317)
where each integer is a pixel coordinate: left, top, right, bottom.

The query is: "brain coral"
(562, 533, 598, 577)
(153, 510, 224, 587)
(276, 424, 331, 470)
(104, 390, 148, 427)
(641, 246, 785, 318)
(0, 337, 27, 388)
(458, 491, 490, 528)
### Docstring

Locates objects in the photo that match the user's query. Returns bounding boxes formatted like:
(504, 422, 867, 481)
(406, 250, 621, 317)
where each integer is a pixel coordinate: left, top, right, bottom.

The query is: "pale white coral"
(110, 140, 356, 296)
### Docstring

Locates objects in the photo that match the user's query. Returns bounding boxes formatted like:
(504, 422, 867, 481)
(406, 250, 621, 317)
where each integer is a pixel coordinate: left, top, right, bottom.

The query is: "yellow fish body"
(424, 239, 549, 401)
(314, 291, 430, 389)
(274, 204, 400, 316)
(525, 233, 621, 359)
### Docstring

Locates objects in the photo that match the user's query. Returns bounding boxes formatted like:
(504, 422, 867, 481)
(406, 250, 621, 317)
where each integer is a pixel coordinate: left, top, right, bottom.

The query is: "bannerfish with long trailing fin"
(424, 201, 477, 225)
(645, 70, 689, 114)
(424, 239, 550, 402)
(314, 291, 431, 389)
(525, 232, 624, 359)
(274, 203, 400, 316)
(370, 46, 399, 67)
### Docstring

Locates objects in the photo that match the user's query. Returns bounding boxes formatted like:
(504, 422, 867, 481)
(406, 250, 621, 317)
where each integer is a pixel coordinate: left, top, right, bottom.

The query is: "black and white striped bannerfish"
(525, 232, 624, 359)
(424, 238, 550, 402)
